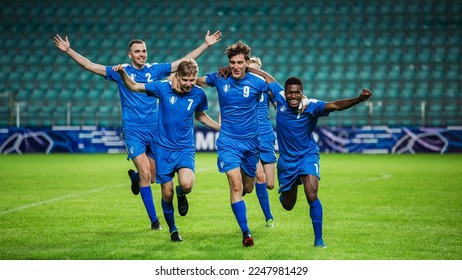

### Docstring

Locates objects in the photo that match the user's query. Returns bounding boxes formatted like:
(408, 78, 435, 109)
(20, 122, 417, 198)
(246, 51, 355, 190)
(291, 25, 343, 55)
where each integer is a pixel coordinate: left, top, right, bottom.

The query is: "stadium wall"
(1, 126, 461, 155)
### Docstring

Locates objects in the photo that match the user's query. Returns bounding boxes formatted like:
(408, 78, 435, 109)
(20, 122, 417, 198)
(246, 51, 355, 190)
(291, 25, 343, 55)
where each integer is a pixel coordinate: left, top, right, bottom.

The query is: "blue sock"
(256, 182, 273, 221)
(140, 186, 158, 223)
(161, 199, 177, 233)
(231, 200, 250, 234)
(129, 171, 140, 183)
(308, 199, 323, 240)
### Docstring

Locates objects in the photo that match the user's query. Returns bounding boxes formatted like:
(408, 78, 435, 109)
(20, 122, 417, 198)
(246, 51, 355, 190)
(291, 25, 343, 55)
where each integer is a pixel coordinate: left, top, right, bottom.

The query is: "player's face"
(228, 53, 248, 80)
(128, 43, 147, 68)
(177, 74, 197, 93)
(285, 84, 303, 108)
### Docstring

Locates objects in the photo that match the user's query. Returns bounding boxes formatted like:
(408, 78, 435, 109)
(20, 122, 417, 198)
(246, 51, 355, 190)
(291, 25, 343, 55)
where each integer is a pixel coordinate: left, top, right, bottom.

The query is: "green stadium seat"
(2, 0, 460, 128)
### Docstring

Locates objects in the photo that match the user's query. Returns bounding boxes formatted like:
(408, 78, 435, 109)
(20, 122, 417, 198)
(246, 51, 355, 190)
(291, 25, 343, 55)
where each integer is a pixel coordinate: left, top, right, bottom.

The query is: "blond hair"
(177, 57, 199, 77)
(248, 56, 262, 69)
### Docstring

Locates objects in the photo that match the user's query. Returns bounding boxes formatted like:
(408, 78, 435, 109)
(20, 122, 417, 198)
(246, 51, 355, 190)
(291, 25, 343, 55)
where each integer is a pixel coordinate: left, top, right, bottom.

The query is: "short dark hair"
(285, 76, 303, 92)
(225, 41, 251, 61)
(128, 39, 145, 51)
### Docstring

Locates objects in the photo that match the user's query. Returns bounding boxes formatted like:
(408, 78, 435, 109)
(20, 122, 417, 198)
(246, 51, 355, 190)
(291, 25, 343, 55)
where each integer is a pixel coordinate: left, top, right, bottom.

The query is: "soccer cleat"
(314, 239, 327, 248)
(176, 186, 189, 216)
(265, 218, 275, 228)
(151, 219, 162, 231)
(128, 169, 140, 195)
(170, 230, 183, 242)
(242, 231, 254, 247)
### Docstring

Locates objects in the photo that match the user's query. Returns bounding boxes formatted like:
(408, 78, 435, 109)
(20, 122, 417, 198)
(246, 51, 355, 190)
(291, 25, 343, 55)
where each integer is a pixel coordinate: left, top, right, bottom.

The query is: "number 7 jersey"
(145, 80, 208, 150)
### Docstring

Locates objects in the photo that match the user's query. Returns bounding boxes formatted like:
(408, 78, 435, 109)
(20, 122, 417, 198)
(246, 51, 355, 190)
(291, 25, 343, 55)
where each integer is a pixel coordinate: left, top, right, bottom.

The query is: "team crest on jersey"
(169, 96, 177, 104)
(280, 105, 287, 112)
(223, 84, 230, 93)
(127, 145, 134, 155)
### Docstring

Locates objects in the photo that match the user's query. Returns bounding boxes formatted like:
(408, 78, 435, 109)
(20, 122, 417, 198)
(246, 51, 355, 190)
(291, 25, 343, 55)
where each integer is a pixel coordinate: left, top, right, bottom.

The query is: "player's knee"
(255, 173, 266, 184)
(138, 168, 151, 182)
(266, 183, 275, 190)
(245, 187, 253, 194)
(244, 183, 254, 194)
(307, 193, 318, 203)
(181, 184, 193, 194)
(162, 192, 174, 202)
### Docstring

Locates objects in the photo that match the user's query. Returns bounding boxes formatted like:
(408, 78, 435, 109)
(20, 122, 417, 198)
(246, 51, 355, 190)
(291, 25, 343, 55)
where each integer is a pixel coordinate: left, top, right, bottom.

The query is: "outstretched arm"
(195, 111, 220, 131)
(53, 34, 106, 77)
(196, 77, 209, 88)
(112, 65, 147, 93)
(324, 88, 373, 113)
(246, 67, 277, 84)
(170, 30, 222, 72)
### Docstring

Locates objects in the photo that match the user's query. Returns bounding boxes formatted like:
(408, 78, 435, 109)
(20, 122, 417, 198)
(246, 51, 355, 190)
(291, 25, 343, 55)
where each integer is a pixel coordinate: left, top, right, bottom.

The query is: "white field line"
(328, 172, 392, 184)
(1, 168, 384, 216)
(0, 167, 214, 216)
(0, 183, 126, 216)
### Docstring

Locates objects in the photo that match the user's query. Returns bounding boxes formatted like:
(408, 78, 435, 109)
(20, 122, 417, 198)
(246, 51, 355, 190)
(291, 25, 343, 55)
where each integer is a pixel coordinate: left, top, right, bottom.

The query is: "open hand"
(53, 34, 70, 52)
(205, 30, 222, 47)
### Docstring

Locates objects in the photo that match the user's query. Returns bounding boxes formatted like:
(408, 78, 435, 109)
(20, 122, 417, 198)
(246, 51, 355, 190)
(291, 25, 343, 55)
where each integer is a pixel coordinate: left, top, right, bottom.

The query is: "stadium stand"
(0, 0, 460, 128)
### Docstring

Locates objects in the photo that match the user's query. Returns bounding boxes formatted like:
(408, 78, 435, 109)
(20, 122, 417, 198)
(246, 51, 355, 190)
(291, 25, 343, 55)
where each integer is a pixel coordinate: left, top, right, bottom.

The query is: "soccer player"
(196, 41, 269, 247)
(114, 58, 220, 242)
(53, 30, 222, 232)
(248, 56, 276, 228)
(246, 67, 373, 248)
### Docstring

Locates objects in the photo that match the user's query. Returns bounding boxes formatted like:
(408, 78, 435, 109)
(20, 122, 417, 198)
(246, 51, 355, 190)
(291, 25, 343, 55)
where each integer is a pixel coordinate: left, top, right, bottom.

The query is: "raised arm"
(112, 65, 147, 93)
(324, 88, 373, 113)
(53, 34, 106, 77)
(195, 111, 220, 131)
(170, 30, 222, 72)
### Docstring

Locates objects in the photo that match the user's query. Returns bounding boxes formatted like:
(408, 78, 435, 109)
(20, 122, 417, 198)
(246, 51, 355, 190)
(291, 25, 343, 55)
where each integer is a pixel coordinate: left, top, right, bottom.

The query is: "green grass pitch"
(0, 153, 461, 260)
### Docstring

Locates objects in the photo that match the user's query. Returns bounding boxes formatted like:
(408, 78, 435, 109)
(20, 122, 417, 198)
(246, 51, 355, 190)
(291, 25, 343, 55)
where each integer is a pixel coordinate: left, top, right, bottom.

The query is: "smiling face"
(175, 58, 199, 93)
(284, 84, 303, 109)
(229, 53, 248, 80)
(128, 42, 147, 69)
(176, 74, 197, 93)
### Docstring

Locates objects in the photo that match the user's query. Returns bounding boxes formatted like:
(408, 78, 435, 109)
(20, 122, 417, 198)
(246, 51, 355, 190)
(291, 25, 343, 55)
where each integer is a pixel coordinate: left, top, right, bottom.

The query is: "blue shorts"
(277, 153, 321, 193)
(123, 126, 157, 160)
(154, 146, 195, 184)
(216, 135, 260, 177)
(259, 140, 277, 164)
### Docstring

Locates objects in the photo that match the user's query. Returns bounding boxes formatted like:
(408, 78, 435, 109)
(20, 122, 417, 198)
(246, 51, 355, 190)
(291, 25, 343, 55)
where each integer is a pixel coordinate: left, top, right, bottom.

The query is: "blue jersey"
(257, 91, 276, 142)
(105, 62, 171, 129)
(145, 81, 208, 150)
(206, 72, 268, 140)
(269, 82, 329, 161)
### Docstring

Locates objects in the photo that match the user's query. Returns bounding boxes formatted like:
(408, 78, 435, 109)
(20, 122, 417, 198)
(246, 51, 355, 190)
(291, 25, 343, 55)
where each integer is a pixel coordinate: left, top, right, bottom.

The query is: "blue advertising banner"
(315, 126, 462, 154)
(1, 126, 461, 154)
(0, 126, 125, 154)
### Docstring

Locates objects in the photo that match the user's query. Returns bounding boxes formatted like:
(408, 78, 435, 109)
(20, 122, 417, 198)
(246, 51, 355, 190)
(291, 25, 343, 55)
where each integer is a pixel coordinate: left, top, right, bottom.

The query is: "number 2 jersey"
(105, 62, 171, 129)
